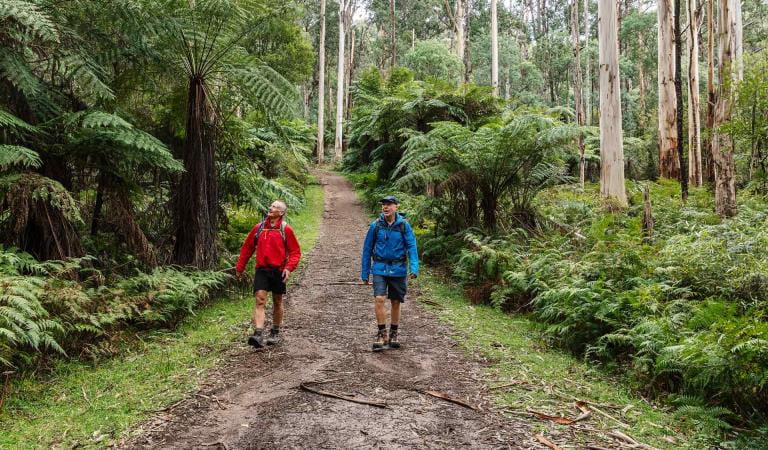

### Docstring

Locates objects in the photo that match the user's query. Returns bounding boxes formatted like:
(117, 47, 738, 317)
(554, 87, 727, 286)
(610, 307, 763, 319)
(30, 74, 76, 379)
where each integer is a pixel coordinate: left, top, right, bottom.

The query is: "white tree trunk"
(731, 0, 743, 81)
(713, 0, 737, 216)
(334, 0, 348, 161)
(456, 0, 465, 59)
(316, 0, 326, 163)
(598, 0, 627, 207)
(491, 0, 499, 96)
(687, 0, 702, 186)
(658, 0, 680, 179)
(572, 0, 585, 189)
(390, 0, 397, 67)
(584, 0, 591, 125)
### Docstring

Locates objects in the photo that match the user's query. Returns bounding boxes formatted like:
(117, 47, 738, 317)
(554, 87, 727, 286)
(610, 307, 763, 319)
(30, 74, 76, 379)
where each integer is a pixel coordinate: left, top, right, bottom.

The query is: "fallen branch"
(589, 404, 630, 429)
(528, 402, 592, 426)
(489, 381, 524, 390)
(551, 387, 621, 409)
(607, 430, 660, 450)
(299, 382, 388, 408)
(422, 390, 480, 411)
(574, 401, 593, 422)
(201, 442, 229, 449)
(419, 300, 444, 308)
(529, 410, 577, 425)
(535, 434, 562, 450)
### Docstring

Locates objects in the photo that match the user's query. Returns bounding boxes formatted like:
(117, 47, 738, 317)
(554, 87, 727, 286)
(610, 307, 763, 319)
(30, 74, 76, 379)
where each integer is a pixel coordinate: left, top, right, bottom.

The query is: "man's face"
(381, 201, 398, 218)
(268, 202, 285, 219)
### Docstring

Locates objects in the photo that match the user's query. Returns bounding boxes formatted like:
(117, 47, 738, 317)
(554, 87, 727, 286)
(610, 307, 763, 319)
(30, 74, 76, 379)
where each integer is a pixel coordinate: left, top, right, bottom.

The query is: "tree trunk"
(480, 189, 498, 231)
(704, 0, 716, 183)
(334, 1, 349, 161)
(571, 0, 586, 189)
(598, 0, 627, 207)
(173, 76, 218, 268)
(463, 0, 472, 83)
(687, 0, 703, 186)
(456, 0, 466, 60)
(491, 0, 499, 96)
(390, 0, 397, 67)
(584, 0, 591, 125)
(713, 0, 737, 217)
(345, 27, 356, 122)
(675, 0, 689, 201)
(731, 0, 743, 81)
(638, 34, 647, 130)
(107, 191, 158, 268)
(658, 0, 680, 179)
(316, 0, 326, 163)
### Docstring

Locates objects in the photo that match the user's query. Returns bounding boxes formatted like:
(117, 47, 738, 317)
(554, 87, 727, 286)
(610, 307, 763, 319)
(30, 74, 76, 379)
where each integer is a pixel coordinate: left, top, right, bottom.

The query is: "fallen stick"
(535, 434, 562, 450)
(201, 442, 229, 449)
(589, 404, 630, 429)
(607, 430, 660, 450)
(422, 390, 480, 411)
(551, 387, 621, 410)
(489, 381, 524, 390)
(299, 383, 388, 408)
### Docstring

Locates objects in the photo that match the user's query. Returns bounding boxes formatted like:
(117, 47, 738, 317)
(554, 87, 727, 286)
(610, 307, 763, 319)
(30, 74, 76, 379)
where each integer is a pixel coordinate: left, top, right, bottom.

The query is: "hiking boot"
(248, 328, 265, 348)
(266, 328, 282, 346)
(372, 329, 388, 352)
(388, 328, 400, 349)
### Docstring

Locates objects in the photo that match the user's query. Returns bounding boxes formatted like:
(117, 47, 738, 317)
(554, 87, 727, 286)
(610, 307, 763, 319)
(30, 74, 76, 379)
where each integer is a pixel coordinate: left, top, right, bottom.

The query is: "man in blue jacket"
(361, 195, 419, 351)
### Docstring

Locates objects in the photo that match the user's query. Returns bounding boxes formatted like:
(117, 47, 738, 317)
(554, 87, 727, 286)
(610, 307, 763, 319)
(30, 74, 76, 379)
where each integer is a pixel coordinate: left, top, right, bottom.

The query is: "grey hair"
(272, 200, 287, 214)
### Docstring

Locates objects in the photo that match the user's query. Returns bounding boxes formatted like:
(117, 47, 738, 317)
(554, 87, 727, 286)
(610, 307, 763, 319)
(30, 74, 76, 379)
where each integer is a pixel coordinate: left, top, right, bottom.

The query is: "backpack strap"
(255, 219, 290, 266)
(370, 219, 409, 263)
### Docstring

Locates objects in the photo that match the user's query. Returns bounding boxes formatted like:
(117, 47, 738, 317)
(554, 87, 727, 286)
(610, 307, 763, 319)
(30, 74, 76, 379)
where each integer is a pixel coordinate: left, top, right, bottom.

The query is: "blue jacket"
(361, 213, 419, 280)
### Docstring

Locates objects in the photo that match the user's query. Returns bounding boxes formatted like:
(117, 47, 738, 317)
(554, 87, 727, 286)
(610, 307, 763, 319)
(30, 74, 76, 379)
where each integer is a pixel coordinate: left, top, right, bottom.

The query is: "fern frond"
(0, 145, 41, 169)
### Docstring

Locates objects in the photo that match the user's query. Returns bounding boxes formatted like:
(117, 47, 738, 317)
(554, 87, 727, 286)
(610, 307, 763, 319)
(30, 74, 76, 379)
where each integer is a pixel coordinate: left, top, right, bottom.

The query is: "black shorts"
(372, 275, 407, 302)
(253, 268, 286, 294)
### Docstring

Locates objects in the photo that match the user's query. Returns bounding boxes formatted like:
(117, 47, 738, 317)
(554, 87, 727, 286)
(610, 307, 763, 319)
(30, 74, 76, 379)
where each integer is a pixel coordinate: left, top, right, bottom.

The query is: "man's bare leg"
(272, 294, 284, 327)
(373, 295, 388, 350)
(374, 295, 388, 325)
(389, 299, 402, 348)
(249, 290, 269, 347)
(390, 299, 401, 325)
(266, 294, 284, 345)
(253, 290, 268, 328)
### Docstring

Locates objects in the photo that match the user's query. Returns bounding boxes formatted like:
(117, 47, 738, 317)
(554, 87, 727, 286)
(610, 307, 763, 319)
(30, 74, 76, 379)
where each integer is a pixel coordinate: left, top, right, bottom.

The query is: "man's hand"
(361, 278, 369, 285)
(409, 274, 417, 280)
(236, 271, 244, 281)
(282, 269, 291, 282)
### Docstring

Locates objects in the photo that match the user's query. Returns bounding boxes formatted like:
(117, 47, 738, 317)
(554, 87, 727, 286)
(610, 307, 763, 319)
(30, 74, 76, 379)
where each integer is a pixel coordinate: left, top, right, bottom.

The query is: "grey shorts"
(372, 275, 407, 302)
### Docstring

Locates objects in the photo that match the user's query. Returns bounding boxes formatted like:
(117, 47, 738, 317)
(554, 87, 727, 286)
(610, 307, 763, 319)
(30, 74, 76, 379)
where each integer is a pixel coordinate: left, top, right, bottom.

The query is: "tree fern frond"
(0, 0, 59, 42)
(0, 145, 41, 169)
(0, 108, 37, 132)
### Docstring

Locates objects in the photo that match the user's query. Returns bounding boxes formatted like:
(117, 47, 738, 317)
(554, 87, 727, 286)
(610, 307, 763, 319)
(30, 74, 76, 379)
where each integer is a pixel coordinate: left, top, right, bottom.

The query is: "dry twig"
(422, 390, 480, 411)
(300, 382, 388, 408)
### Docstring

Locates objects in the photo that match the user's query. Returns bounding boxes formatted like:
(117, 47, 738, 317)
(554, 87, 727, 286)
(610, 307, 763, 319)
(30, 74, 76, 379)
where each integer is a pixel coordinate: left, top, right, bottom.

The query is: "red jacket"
(235, 217, 301, 273)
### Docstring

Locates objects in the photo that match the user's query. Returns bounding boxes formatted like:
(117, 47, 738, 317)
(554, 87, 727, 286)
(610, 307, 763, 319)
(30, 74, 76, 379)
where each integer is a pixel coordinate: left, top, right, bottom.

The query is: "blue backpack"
(370, 218, 408, 263)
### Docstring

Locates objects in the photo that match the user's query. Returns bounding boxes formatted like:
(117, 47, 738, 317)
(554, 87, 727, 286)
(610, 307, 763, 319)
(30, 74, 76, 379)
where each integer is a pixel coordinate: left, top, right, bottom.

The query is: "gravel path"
(126, 172, 534, 449)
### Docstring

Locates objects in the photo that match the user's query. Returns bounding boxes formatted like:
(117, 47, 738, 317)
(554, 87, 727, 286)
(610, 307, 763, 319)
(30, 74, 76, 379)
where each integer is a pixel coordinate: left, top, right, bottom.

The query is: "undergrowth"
(348, 172, 768, 446)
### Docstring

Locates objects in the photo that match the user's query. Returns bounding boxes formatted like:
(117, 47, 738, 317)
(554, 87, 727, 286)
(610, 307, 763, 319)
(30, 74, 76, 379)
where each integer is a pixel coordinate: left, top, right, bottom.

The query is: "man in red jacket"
(236, 200, 301, 348)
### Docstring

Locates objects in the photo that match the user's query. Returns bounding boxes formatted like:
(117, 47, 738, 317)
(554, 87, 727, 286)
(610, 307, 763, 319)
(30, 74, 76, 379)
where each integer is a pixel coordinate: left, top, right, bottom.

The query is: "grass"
(0, 184, 325, 448)
(414, 269, 716, 450)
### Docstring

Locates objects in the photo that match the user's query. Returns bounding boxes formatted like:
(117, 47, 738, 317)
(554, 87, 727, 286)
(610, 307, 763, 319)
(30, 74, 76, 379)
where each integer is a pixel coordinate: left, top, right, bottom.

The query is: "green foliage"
(402, 40, 464, 82)
(0, 246, 227, 369)
(396, 108, 578, 230)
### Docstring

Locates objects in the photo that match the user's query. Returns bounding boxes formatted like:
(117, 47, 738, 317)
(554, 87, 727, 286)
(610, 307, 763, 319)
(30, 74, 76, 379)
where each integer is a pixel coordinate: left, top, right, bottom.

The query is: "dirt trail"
(128, 172, 533, 449)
